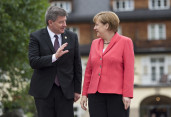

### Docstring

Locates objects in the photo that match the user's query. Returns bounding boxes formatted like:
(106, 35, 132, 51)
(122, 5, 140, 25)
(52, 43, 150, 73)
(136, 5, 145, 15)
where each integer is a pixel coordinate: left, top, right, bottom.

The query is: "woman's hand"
(122, 97, 131, 110)
(80, 96, 88, 111)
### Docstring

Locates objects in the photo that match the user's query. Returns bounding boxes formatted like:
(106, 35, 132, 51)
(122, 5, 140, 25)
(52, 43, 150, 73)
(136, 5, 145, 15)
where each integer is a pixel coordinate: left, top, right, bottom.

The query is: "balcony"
(133, 38, 171, 53)
(137, 73, 171, 86)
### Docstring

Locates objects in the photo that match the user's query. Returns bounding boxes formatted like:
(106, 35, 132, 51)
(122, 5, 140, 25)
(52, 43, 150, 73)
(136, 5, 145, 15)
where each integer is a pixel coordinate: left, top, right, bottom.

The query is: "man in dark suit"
(28, 6, 82, 117)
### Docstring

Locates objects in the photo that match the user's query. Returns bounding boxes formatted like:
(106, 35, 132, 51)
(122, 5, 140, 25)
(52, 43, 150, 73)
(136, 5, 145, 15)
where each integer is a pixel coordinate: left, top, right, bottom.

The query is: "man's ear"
(48, 20, 53, 25)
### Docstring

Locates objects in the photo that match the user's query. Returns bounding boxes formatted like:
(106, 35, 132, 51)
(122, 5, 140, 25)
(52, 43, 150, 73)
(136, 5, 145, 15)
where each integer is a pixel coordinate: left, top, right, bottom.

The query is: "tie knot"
(54, 35, 58, 39)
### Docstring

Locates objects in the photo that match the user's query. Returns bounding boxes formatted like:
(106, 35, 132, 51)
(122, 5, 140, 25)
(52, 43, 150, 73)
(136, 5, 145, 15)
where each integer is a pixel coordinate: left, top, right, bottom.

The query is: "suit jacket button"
(98, 73, 100, 76)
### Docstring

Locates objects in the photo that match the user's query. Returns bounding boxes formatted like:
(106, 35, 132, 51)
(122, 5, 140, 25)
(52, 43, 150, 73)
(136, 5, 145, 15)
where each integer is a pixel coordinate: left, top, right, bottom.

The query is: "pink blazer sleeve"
(123, 38, 134, 98)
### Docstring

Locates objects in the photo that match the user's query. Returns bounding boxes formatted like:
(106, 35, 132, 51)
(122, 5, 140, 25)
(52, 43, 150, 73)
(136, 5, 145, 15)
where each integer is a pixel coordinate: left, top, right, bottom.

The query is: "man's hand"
(55, 43, 69, 58)
(80, 96, 88, 111)
(122, 97, 131, 110)
(74, 93, 80, 102)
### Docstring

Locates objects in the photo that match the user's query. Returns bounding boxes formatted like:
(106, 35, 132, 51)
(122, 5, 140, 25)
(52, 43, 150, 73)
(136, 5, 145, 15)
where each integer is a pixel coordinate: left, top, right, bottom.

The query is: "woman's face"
(94, 19, 108, 38)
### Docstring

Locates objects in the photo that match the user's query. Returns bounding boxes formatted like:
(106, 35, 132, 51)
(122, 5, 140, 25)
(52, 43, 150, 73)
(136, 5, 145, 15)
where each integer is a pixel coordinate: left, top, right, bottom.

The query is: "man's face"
(48, 16, 67, 34)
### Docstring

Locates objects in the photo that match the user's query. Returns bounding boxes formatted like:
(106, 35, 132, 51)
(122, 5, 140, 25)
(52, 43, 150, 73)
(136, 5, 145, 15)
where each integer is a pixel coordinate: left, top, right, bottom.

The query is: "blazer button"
(100, 58, 102, 60)
(98, 73, 100, 76)
(100, 65, 102, 68)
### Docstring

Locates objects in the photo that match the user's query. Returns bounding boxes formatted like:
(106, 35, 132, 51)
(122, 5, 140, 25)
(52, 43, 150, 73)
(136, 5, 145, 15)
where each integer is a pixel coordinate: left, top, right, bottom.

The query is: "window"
(148, 24, 166, 40)
(66, 27, 80, 41)
(74, 107, 78, 117)
(149, 0, 170, 10)
(51, 1, 72, 13)
(118, 26, 122, 35)
(113, 0, 134, 11)
(0, 102, 2, 116)
(142, 56, 171, 85)
(142, 57, 165, 84)
(73, 104, 82, 117)
(150, 57, 165, 82)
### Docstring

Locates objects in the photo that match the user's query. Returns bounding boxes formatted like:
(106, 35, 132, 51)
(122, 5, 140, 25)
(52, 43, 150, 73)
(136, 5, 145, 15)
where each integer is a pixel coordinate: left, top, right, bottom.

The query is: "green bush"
(0, 0, 49, 115)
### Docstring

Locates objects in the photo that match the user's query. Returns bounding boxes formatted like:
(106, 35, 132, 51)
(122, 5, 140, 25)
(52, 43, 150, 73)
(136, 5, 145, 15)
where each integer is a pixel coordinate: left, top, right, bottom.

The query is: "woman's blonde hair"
(93, 11, 120, 32)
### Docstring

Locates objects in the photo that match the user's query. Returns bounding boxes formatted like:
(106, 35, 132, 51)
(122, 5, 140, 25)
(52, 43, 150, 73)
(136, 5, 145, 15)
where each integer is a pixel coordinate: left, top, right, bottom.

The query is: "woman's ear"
(105, 23, 109, 30)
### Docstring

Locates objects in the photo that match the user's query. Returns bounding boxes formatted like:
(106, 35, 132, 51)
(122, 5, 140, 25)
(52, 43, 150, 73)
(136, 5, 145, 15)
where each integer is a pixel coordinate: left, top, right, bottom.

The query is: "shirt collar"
(47, 26, 61, 39)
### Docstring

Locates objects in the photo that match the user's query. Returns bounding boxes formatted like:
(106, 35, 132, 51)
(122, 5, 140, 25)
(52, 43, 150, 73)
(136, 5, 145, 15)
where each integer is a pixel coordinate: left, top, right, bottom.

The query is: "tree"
(0, 0, 49, 115)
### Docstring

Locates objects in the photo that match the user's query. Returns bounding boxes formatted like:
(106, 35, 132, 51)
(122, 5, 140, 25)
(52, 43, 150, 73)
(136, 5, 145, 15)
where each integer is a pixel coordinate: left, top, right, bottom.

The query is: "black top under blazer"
(28, 28, 82, 99)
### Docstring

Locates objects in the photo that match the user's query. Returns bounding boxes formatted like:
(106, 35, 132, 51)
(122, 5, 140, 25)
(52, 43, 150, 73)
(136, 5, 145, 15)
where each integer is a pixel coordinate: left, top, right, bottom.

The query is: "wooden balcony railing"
(133, 38, 171, 49)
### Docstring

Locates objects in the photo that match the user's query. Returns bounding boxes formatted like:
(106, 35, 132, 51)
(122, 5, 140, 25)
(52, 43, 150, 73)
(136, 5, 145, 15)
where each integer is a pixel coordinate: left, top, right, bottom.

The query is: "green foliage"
(2, 85, 36, 114)
(0, 0, 48, 71)
(0, 0, 49, 115)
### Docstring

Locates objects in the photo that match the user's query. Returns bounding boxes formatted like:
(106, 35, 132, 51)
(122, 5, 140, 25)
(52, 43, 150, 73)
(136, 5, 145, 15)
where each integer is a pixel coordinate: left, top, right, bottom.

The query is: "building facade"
(50, 0, 171, 117)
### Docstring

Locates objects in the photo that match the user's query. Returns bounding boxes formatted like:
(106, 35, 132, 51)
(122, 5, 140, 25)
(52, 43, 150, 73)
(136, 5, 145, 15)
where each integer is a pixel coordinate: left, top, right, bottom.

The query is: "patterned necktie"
(54, 35, 60, 86)
(54, 35, 59, 51)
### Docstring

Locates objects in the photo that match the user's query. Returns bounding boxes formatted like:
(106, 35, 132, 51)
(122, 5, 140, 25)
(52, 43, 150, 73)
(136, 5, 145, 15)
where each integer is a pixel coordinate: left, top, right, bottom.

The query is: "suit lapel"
(61, 31, 71, 50)
(57, 30, 70, 61)
(102, 32, 120, 56)
(98, 39, 104, 57)
(42, 28, 56, 53)
(61, 32, 67, 44)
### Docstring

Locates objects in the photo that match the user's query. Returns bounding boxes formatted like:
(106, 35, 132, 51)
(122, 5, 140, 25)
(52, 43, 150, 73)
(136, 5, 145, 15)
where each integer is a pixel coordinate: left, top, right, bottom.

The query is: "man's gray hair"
(45, 5, 67, 25)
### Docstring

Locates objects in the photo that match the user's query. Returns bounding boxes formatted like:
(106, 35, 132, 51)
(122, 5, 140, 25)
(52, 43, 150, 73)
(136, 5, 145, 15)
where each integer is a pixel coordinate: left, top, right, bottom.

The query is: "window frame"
(51, 1, 72, 13)
(148, 23, 166, 40)
(141, 55, 170, 85)
(113, 0, 134, 11)
(73, 104, 83, 117)
(148, 0, 170, 10)
(118, 26, 122, 35)
(66, 27, 80, 42)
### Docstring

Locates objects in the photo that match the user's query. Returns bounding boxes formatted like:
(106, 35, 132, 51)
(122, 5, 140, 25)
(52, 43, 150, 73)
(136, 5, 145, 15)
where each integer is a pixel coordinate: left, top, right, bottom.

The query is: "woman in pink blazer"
(80, 11, 134, 117)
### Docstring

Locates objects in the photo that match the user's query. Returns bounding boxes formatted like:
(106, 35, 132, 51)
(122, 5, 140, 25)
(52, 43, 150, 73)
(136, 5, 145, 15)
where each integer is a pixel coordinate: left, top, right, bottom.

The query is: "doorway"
(140, 95, 171, 117)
